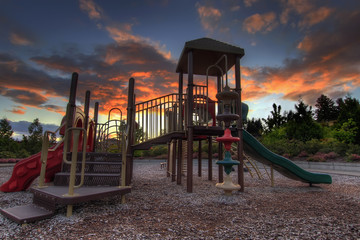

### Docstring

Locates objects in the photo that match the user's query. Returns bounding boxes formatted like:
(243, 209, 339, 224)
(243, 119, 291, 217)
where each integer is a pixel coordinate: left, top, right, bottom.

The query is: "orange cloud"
(299, 7, 333, 28)
(196, 3, 222, 33)
(9, 33, 33, 46)
(243, 12, 278, 34)
(79, 0, 103, 20)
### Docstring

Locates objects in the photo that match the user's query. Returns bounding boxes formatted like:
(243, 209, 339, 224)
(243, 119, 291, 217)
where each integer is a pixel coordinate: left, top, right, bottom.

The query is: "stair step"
(54, 173, 121, 186)
(62, 161, 122, 174)
(66, 152, 122, 162)
(0, 204, 54, 224)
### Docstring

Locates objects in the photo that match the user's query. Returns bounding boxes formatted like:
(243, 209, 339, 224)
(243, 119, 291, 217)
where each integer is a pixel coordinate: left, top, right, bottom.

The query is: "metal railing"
(134, 93, 181, 143)
(95, 108, 125, 152)
(38, 122, 66, 188)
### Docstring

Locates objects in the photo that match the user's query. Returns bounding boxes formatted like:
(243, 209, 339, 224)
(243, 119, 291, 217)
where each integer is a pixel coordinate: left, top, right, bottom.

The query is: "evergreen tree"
(262, 103, 286, 131)
(315, 94, 338, 122)
(24, 118, 44, 154)
(244, 118, 263, 138)
(285, 100, 323, 142)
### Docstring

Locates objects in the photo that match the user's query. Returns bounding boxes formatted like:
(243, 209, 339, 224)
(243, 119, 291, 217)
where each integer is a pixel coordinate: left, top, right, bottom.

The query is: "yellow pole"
(38, 132, 49, 188)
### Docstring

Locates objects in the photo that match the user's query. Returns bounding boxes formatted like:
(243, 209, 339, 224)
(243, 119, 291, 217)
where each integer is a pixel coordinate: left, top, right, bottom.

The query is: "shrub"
(307, 152, 327, 162)
(298, 151, 309, 158)
(346, 144, 360, 155)
(347, 154, 360, 162)
(305, 139, 322, 155)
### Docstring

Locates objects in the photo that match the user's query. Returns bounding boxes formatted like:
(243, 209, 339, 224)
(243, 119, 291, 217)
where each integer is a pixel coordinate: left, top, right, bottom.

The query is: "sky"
(1, 0, 360, 139)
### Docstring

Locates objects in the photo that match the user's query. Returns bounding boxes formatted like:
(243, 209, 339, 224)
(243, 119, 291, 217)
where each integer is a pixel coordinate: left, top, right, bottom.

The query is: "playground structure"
(0, 38, 332, 224)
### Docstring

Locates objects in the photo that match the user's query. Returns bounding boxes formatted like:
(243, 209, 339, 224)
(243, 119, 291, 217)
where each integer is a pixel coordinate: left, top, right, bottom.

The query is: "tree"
(315, 94, 338, 122)
(23, 118, 43, 154)
(285, 100, 323, 142)
(244, 118, 263, 138)
(262, 103, 286, 131)
(0, 118, 13, 140)
(335, 96, 360, 144)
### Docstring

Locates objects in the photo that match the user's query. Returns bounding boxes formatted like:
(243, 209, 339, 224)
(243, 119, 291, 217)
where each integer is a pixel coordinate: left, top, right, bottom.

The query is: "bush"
(0, 151, 16, 158)
(305, 139, 322, 155)
(307, 152, 327, 162)
(347, 154, 360, 162)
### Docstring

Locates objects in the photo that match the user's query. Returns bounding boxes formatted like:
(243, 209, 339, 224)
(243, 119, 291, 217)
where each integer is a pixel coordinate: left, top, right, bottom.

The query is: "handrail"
(38, 122, 66, 188)
(62, 127, 87, 195)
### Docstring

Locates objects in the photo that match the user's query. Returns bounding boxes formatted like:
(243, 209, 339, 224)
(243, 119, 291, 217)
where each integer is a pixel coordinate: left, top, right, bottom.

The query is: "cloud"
(243, 12, 278, 34)
(298, 7, 333, 28)
(196, 3, 223, 33)
(79, 0, 103, 20)
(8, 106, 26, 115)
(243, 10, 360, 105)
(280, 0, 333, 28)
(244, 0, 258, 7)
(9, 32, 33, 46)
(26, 38, 178, 115)
(9, 120, 60, 137)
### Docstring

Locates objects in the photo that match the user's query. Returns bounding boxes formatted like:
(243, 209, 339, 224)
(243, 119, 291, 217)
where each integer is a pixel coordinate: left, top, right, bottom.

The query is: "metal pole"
(93, 102, 99, 152)
(187, 51, 194, 193)
(235, 55, 244, 192)
(84, 90, 90, 151)
(179, 72, 183, 131)
(217, 75, 223, 183)
(65, 72, 78, 151)
(126, 78, 135, 185)
(172, 140, 176, 182)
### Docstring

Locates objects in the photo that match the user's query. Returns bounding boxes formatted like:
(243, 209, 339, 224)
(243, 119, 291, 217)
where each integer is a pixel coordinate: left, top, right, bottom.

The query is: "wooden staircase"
(0, 152, 131, 224)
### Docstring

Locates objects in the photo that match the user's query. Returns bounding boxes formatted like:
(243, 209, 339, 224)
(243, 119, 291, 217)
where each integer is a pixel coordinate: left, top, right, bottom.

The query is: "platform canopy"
(176, 38, 245, 77)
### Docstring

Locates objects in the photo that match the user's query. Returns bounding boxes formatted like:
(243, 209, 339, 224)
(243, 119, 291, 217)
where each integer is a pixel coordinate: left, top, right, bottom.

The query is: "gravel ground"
(1, 160, 360, 239)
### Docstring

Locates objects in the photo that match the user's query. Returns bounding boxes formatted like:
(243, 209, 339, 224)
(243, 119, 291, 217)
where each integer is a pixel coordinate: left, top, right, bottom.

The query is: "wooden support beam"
(198, 140, 202, 177)
(208, 136, 212, 181)
(177, 139, 182, 185)
(187, 51, 194, 193)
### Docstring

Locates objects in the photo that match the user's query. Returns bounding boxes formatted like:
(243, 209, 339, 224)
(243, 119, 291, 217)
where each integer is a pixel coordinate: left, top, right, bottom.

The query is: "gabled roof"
(176, 38, 245, 76)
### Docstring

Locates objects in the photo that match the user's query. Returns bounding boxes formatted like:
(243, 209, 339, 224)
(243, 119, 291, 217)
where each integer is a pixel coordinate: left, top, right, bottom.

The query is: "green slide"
(242, 130, 332, 184)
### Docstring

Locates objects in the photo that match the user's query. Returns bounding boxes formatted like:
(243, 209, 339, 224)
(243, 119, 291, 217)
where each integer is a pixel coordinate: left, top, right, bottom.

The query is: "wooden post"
(187, 51, 194, 193)
(177, 139, 182, 185)
(198, 140, 202, 177)
(126, 78, 135, 185)
(167, 142, 171, 177)
(235, 55, 244, 192)
(172, 140, 176, 182)
(208, 136, 212, 181)
(93, 102, 99, 152)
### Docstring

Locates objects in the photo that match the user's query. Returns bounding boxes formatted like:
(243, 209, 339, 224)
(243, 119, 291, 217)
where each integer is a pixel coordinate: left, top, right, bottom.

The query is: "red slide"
(0, 143, 64, 192)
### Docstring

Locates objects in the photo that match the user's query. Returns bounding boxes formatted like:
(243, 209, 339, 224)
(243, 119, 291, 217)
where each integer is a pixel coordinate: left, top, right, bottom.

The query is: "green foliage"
(333, 118, 358, 144)
(245, 118, 263, 138)
(262, 103, 286, 132)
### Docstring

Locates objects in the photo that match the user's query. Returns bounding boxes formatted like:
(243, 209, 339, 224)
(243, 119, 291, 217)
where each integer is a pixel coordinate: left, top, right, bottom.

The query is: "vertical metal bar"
(187, 51, 194, 193)
(179, 72, 183, 131)
(65, 72, 78, 153)
(84, 90, 90, 151)
(126, 77, 135, 185)
(217, 75, 224, 183)
(235, 55, 244, 192)
(93, 102, 99, 152)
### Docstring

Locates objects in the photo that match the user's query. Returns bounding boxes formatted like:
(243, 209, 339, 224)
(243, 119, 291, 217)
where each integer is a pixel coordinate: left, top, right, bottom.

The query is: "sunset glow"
(0, 0, 359, 137)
